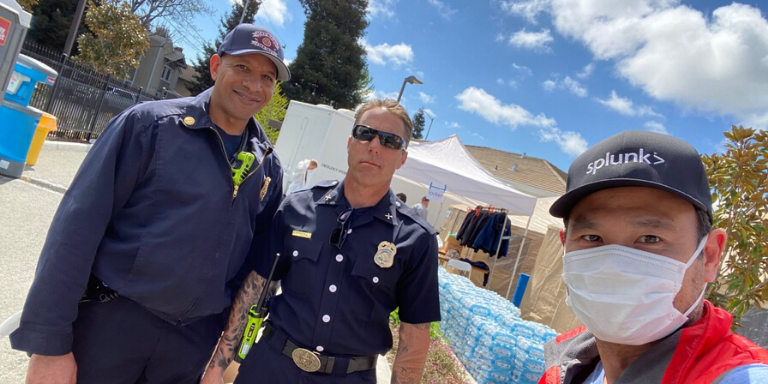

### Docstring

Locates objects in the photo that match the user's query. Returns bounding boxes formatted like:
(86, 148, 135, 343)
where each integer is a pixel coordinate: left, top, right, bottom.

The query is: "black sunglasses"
(352, 124, 406, 150)
(329, 208, 353, 249)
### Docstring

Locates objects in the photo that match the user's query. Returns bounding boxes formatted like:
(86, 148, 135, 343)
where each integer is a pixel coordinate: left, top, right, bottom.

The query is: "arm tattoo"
(207, 271, 272, 371)
(391, 322, 431, 384)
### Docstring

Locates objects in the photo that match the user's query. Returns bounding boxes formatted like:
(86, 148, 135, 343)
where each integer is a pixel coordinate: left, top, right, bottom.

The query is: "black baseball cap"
(550, 130, 712, 221)
(218, 24, 290, 81)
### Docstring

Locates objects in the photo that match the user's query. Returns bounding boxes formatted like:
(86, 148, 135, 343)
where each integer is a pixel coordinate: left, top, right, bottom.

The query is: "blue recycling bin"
(0, 99, 43, 178)
(5, 54, 57, 106)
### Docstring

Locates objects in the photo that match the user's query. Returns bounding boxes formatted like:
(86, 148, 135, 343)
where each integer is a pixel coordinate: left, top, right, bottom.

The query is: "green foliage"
(281, 0, 370, 109)
(73, 0, 149, 79)
(702, 126, 768, 323)
(26, 0, 84, 54)
(255, 82, 289, 145)
(18, 0, 38, 12)
(188, 0, 261, 95)
(412, 108, 426, 140)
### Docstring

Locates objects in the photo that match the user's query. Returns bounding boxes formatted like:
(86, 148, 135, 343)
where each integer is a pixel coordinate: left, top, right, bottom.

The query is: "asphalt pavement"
(0, 142, 393, 383)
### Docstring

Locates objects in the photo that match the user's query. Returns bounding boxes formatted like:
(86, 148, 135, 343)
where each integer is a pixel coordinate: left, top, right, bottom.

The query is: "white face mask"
(562, 238, 708, 345)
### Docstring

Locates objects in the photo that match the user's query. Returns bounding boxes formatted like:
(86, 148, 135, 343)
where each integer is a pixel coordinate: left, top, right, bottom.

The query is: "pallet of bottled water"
(438, 267, 557, 384)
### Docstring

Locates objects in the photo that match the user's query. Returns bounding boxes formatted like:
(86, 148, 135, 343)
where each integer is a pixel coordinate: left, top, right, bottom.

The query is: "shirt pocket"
(282, 239, 322, 299)
(350, 255, 402, 322)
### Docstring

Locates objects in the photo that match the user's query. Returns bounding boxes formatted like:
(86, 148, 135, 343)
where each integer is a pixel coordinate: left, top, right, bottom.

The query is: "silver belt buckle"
(292, 348, 322, 372)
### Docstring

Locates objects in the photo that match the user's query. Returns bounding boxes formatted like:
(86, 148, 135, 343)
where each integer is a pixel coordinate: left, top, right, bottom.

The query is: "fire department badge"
(374, 241, 396, 268)
(251, 31, 279, 57)
(260, 176, 271, 200)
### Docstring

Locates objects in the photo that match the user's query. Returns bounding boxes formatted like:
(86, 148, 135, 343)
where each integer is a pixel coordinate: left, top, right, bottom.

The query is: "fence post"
(86, 74, 110, 142)
(134, 86, 143, 105)
(161, 87, 168, 100)
(44, 53, 68, 113)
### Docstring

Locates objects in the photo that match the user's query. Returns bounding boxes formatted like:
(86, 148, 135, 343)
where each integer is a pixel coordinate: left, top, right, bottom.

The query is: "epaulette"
(396, 203, 436, 235)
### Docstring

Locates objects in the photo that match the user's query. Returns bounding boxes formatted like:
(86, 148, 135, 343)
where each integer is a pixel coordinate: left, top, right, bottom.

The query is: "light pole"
(424, 110, 435, 140)
(396, 75, 423, 102)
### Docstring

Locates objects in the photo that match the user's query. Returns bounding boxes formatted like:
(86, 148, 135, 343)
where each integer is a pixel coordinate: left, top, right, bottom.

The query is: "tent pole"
(506, 215, 532, 300)
(486, 212, 508, 289)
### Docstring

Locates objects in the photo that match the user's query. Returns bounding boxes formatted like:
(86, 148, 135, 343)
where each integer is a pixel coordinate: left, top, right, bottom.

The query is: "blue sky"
(175, 0, 768, 172)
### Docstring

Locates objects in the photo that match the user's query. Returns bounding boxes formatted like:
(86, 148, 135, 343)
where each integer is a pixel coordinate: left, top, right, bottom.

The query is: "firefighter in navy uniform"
(11, 24, 289, 384)
(202, 99, 441, 384)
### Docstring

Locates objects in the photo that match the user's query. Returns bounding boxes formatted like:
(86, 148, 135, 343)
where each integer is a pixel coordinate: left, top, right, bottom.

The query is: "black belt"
(262, 323, 377, 374)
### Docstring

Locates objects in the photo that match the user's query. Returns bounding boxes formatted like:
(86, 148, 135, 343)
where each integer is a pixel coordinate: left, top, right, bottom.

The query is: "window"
(161, 65, 172, 82)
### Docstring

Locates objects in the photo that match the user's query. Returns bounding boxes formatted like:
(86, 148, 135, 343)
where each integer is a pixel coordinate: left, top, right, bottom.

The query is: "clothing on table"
(11, 88, 283, 363)
(458, 258, 490, 286)
(411, 202, 428, 220)
(539, 300, 768, 384)
(243, 179, 441, 382)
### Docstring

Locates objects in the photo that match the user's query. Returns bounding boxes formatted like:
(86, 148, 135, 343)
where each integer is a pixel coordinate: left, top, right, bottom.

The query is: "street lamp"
(396, 75, 423, 102)
(424, 110, 435, 140)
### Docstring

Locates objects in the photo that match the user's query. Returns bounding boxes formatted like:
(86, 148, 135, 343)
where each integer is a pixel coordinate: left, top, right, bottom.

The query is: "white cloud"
(367, 0, 398, 18)
(498, 0, 549, 24)
(361, 39, 414, 68)
(497, 78, 506, 85)
(365, 90, 400, 101)
(423, 108, 436, 118)
(507, 29, 554, 51)
(446, 121, 461, 129)
(512, 62, 533, 76)
(542, 76, 587, 97)
(456, 87, 556, 129)
(577, 63, 595, 78)
(540, 127, 588, 156)
(596, 91, 662, 117)
(427, 0, 457, 19)
(456, 87, 588, 156)
(419, 92, 436, 104)
(508, 0, 768, 129)
(258, 0, 291, 27)
(472, 132, 486, 140)
(644, 121, 669, 134)
(563, 76, 587, 97)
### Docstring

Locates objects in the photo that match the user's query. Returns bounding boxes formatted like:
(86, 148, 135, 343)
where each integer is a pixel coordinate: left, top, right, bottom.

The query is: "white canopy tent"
(396, 135, 537, 216)
(395, 135, 538, 298)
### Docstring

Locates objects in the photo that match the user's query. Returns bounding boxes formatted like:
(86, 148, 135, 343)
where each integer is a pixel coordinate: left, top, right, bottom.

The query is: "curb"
(42, 141, 92, 152)
(19, 176, 68, 194)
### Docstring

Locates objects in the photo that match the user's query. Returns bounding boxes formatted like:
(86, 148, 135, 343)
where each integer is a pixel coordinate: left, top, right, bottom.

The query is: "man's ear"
(702, 228, 727, 283)
(210, 54, 222, 82)
(396, 150, 408, 170)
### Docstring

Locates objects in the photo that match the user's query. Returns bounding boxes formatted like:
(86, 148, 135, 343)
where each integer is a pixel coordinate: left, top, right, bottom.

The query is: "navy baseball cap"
(550, 130, 713, 221)
(218, 24, 290, 81)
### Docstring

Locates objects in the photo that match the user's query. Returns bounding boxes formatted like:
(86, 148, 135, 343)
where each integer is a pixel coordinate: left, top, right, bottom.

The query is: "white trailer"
(274, 100, 355, 192)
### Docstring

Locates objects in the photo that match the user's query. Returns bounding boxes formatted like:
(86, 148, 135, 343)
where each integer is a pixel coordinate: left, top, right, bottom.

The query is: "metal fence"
(20, 40, 182, 142)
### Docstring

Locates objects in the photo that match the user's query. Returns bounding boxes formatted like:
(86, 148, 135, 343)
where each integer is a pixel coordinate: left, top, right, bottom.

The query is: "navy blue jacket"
(255, 180, 441, 356)
(11, 88, 283, 355)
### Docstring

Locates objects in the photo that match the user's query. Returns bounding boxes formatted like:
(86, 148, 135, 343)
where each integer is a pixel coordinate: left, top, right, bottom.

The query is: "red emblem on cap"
(251, 31, 279, 56)
(0, 17, 11, 46)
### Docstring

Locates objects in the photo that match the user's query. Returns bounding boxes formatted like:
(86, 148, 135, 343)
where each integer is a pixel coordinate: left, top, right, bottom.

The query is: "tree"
(127, 0, 212, 29)
(255, 82, 289, 144)
(18, 0, 38, 13)
(281, 0, 370, 109)
(188, 0, 262, 95)
(412, 108, 426, 140)
(26, 0, 84, 53)
(702, 125, 768, 324)
(73, 0, 149, 78)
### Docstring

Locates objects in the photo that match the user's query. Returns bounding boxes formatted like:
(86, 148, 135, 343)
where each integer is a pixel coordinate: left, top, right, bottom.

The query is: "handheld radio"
(235, 252, 281, 362)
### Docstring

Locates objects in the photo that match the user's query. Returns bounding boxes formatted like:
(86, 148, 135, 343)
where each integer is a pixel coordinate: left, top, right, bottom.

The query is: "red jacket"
(539, 301, 768, 384)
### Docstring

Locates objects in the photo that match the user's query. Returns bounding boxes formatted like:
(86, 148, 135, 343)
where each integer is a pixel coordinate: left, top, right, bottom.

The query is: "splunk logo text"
(586, 149, 665, 175)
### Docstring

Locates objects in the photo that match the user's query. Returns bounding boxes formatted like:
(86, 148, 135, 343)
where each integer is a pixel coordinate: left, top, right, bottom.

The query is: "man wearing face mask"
(540, 131, 768, 384)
